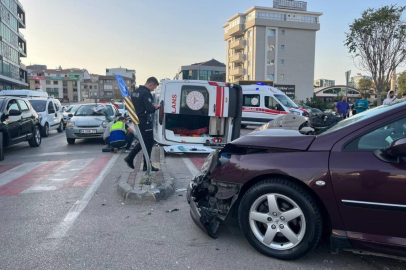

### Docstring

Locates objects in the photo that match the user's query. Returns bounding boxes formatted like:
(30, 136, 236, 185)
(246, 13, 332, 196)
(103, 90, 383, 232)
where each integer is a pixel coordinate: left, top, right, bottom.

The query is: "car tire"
(57, 121, 63, 133)
(238, 178, 322, 260)
(28, 125, 41, 147)
(241, 124, 247, 128)
(67, 138, 75, 144)
(0, 132, 4, 161)
(41, 123, 49, 137)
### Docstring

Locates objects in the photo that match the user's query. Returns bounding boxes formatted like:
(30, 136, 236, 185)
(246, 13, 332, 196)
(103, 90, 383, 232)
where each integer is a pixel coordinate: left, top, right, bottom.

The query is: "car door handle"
(55, 113, 57, 117)
(213, 104, 216, 113)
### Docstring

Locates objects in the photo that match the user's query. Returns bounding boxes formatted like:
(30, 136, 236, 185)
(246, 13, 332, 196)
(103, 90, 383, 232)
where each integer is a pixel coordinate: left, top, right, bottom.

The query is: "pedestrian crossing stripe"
(0, 157, 112, 196)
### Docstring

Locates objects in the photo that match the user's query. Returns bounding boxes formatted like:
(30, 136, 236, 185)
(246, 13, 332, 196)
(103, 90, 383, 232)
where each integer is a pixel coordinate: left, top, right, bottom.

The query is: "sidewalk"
(117, 146, 175, 204)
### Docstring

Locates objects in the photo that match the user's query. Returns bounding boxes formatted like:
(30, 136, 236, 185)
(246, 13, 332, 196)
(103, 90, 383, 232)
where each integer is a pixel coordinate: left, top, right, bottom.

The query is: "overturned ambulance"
(153, 80, 243, 147)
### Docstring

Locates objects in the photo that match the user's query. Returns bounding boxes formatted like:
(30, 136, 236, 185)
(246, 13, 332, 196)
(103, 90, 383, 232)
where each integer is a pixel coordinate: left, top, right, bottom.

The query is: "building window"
(63, 81, 67, 86)
(268, 44, 275, 51)
(94, 85, 97, 89)
(89, 86, 92, 89)
(46, 88, 51, 91)
(268, 29, 276, 36)
(63, 88, 68, 94)
(281, 74, 285, 80)
(268, 74, 274, 81)
(281, 30, 285, 35)
(73, 88, 77, 92)
(267, 59, 274, 66)
(35, 80, 39, 84)
(281, 59, 285, 65)
(53, 81, 58, 85)
(53, 88, 58, 91)
(281, 45, 285, 51)
(46, 80, 50, 85)
(247, 31, 251, 38)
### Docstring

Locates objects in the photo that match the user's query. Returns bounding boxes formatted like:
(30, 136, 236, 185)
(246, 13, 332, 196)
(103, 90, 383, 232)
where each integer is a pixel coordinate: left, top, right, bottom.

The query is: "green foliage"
(300, 98, 335, 111)
(398, 71, 406, 96)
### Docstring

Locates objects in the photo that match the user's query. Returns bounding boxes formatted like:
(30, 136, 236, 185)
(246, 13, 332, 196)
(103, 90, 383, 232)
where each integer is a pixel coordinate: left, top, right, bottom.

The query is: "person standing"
(124, 77, 160, 171)
(335, 96, 350, 119)
(383, 90, 397, 105)
(354, 94, 369, 114)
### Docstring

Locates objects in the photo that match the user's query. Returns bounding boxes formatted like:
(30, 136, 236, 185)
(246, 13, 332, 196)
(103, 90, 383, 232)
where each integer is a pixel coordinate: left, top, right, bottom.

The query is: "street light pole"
(345, 70, 351, 100)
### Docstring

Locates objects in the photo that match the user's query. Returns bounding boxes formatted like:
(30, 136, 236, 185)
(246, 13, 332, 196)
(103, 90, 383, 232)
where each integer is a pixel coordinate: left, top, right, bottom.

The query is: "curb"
(117, 146, 175, 204)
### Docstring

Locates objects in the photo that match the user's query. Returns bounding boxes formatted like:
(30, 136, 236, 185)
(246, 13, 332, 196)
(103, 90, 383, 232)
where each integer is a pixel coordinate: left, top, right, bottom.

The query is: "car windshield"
(274, 94, 298, 108)
(117, 103, 124, 109)
(29, 100, 47, 112)
(317, 100, 406, 135)
(67, 105, 79, 113)
(0, 99, 3, 108)
(75, 105, 114, 116)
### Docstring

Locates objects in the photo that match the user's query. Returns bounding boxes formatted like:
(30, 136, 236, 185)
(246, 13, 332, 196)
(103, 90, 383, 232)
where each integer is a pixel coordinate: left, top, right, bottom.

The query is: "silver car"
(65, 103, 119, 144)
(62, 104, 80, 129)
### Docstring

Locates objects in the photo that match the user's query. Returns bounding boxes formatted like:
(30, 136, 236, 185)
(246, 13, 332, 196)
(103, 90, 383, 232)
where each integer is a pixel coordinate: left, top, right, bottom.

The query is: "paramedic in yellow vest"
(109, 117, 134, 149)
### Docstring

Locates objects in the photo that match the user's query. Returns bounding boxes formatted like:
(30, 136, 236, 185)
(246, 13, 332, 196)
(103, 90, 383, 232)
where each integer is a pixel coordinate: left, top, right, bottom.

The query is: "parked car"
(65, 103, 119, 144)
(115, 102, 128, 117)
(188, 99, 406, 260)
(27, 98, 64, 137)
(62, 105, 80, 129)
(0, 96, 42, 161)
(308, 108, 323, 115)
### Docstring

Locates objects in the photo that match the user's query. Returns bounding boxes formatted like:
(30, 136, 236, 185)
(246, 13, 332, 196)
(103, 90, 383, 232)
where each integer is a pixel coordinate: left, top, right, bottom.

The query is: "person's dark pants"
(125, 133, 135, 150)
(125, 123, 154, 168)
(111, 141, 127, 149)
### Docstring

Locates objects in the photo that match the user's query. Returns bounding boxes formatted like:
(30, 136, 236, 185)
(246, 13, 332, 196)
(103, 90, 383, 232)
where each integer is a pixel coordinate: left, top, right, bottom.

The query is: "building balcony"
(20, 62, 26, 70)
(230, 68, 245, 76)
(19, 47, 27, 57)
(230, 39, 246, 49)
(224, 24, 244, 39)
(18, 31, 25, 41)
(230, 53, 246, 63)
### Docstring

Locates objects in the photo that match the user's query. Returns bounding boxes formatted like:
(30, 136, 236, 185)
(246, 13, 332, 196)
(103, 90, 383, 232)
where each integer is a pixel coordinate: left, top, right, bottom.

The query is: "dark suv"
(0, 96, 42, 161)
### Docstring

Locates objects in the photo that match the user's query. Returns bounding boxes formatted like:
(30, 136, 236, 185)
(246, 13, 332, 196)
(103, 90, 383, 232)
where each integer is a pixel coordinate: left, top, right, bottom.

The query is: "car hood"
(231, 128, 316, 151)
(71, 116, 105, 125)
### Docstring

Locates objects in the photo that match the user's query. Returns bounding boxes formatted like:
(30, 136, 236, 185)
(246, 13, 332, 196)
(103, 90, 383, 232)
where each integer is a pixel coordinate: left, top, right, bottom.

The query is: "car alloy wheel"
(249, 193, 306, 250)
(239, 179, 323, 260)
(35, 127, 41, 145)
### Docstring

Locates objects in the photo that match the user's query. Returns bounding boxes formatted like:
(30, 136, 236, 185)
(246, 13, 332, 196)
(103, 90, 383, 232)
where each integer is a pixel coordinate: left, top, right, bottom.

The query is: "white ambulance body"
(241, 84, 309, 126)
(154, 80, 242, 147)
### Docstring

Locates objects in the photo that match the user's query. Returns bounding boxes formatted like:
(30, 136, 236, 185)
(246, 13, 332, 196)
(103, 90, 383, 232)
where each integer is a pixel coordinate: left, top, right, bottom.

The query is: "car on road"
(308, 108, 323, 115)
(27, 98, 64, 137)
(65, 103, 119, 144)
(116, 102, 128, 118)
(62, 104, 80, 129)
(188, 99, 406, 260)
(0, 96, 42, 161)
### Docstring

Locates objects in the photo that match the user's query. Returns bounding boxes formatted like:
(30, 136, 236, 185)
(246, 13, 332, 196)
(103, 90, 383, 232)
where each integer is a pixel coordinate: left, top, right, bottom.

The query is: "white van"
(0, 90, 64, 137)
(241, 84, 309, 126)
(154, 80, 242, 147)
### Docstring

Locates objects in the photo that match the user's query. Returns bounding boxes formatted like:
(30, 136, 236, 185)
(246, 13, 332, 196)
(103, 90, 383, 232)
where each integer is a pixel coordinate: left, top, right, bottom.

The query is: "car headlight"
(67, 121, 75, 127)
(292, 111, 300, 115)
(102, 121, 109, 128)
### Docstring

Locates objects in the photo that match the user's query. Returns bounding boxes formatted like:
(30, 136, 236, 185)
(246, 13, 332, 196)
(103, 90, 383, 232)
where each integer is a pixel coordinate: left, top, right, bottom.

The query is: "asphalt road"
(0, 128, 405, 269)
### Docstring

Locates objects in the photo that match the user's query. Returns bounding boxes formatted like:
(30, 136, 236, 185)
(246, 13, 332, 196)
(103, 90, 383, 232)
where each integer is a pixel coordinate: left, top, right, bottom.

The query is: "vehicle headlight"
(292, 111, 301, 115)
(67, 121, 75, 127)
(102, 121, 109, 128)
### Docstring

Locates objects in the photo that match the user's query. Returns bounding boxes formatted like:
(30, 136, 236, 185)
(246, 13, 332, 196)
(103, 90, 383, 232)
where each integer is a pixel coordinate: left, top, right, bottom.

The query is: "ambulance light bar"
(256, 82, 265, 85)
(208, 81, 229, 87)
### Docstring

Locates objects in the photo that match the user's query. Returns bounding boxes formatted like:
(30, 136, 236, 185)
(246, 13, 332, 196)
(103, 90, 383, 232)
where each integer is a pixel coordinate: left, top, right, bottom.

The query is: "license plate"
(79, 129, 97, 134)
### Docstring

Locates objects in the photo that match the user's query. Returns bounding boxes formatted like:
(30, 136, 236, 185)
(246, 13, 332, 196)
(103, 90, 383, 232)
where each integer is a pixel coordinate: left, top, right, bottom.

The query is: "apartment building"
(223, 0, 322, 100)
(99, 75, 133, 101)
(0, 0, 28, 90)
(314, 78, 335, 87)
(106, 67, 136, 90)
(349, 73, 373, 89)
(176, 59, 226, 82)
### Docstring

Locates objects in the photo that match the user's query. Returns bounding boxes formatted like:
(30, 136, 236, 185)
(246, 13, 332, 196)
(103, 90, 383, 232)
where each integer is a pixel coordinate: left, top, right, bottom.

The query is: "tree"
(345, 5, 406, 105)
(358, 78, 373, 97)
(398, 71, 406, 97)
(300, 98, 335, 111)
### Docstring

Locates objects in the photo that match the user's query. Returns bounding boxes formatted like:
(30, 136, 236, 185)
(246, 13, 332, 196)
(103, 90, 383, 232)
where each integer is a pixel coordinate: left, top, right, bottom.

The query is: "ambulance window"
(179, 85, 209, 115)
(265, 96, 284, 111)
(243, 94, 260, 107)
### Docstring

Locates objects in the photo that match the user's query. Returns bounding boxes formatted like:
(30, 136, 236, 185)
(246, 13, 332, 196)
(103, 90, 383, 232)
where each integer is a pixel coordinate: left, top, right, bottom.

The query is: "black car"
(0, 96, 42, 161)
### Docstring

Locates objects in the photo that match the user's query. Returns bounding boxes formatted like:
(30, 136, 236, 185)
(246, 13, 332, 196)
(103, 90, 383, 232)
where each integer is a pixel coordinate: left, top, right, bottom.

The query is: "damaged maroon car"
(187, 99, 406, 260)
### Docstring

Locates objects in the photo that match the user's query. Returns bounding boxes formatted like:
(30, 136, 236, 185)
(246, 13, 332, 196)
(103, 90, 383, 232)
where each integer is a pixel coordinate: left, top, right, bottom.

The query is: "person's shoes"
(125, 150, 130, 153)
(143, 166, 159, 172)
(124, 157, 135, 169)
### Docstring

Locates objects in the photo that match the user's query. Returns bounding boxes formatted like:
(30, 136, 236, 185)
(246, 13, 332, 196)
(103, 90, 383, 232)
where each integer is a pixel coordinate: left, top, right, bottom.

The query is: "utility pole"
(345, 70, 351, 99)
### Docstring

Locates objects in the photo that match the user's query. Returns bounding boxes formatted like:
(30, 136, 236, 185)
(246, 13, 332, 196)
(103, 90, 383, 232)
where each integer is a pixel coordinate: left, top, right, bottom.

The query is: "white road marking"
(181, 157, 200, 177)
(47, 154, 119, 239)
(0, 162, 46, 187)
(23, 159, 94, 193)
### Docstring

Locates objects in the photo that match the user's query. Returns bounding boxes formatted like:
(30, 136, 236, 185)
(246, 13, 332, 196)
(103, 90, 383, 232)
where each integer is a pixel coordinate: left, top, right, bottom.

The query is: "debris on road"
(175, 188, 187, 192)
(166, 209, 179, 213)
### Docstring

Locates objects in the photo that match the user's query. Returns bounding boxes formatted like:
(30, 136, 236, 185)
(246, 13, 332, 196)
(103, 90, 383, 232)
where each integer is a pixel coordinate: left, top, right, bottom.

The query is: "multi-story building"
(176, 59, 226, 82)
(99, 75, 133, 101)
(82, 74, 100, 100)
(223, 0, 322, 100)
(349, 73, 373, 89)
(27, 64, 47, 73)
(106, 67, 136, 90)
(0, 0, 28, 90)
(28, 68, 90, 102)
(314, 78, 335, 87)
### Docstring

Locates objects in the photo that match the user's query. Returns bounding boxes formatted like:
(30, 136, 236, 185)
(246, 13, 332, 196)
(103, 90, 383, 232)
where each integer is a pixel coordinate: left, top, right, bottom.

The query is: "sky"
(23, 0, 406, 85)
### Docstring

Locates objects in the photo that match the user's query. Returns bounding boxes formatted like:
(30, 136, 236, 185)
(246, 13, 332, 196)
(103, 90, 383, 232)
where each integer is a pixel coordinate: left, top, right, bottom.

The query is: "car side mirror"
(374, 138, 406, 163)
(68, 114, 73, 117)
(9, 109, 21, 116)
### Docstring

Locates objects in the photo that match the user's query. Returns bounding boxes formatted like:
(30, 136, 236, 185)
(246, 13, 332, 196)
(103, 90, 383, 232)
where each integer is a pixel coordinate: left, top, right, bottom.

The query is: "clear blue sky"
(23, 0, 405, 85)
